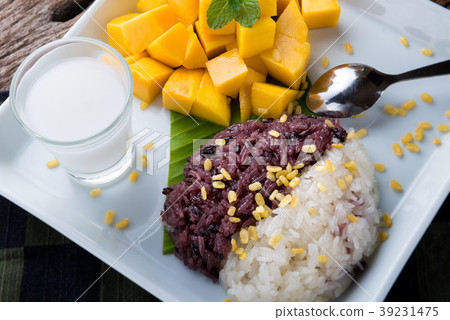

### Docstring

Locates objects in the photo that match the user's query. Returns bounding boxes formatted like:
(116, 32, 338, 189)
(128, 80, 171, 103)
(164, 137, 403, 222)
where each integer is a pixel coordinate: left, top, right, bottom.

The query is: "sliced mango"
(243, 55, 268, 76)
(206, 48, 248, 98)
(183, 27, 208, 69)
(168, 0, 198, 25)
(251, 82, 298, 119)
(226, 40, 238, 51)
(302, 0, 341, 29)
(276, 0, 308, 42)
(191, 72, 231, 127)
(195, 20, 235, 58)
(129, 57, 174, 103)
(199, 0, 235, 35)
(149, 4, 180, 32)
(107, 13, 139, 56)
(276, 0, 299, 16)
(162, 67, 204, 115)
(261, 36, 310, 90)
(137, 0, 167, 12)
(107, 5, 179, 56)
(125, 51, 149, 65)
(239, 68, 266, 122)
(258, 0, 277, 16)
(236, 17, 276, 59)
(147, 22, 189, 68)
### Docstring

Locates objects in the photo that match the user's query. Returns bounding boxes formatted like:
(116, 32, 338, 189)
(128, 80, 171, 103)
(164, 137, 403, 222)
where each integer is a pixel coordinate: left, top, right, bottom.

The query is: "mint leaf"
(235, 0, 260, 28)
(228, 0, 242, 10)
(207, 0, 236, 30)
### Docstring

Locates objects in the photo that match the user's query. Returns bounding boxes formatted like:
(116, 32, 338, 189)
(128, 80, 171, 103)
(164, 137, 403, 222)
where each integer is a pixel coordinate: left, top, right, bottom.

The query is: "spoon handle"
(392, 59, 450, 83)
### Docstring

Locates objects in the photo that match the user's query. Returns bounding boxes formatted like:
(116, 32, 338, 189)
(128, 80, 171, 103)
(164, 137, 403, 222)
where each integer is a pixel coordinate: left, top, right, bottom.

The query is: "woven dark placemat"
(0, 0, 449, 302)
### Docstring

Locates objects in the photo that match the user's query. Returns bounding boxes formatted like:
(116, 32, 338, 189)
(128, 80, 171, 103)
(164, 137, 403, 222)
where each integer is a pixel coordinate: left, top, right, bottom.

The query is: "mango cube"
(125, 51, 149, 65)
(261, 36, 310, 89)
(251, 82, 299, 119)
(243, 55, 268, 76)
(107, 13, 139, 56)
(301, 0, 341, 29)
(168, 0, 199, 25)
(199, 0, 235, 35)
(276, 0, 308, 42)
(147, 22, 189, 68)
(206, 48, 248, 98)
(137, 0, 167, 12)
(129, 57, 174, 103)
(191, 72, 231, 127)
(239, 68, 266, 122)
(226, 40, 238, 51)
(195, 20, 236, 58)
(257, 0, 277, 16)
(276, 0, 299, 16)
(108, 5, 179, 56)
(183, 27, 208, 69)
(236, 17, 276, 59)
(162, 68, 204, 115)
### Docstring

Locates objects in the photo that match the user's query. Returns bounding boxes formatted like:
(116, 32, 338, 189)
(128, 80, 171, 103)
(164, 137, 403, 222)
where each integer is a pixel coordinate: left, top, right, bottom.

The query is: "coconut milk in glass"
(10, 38, 134, 186)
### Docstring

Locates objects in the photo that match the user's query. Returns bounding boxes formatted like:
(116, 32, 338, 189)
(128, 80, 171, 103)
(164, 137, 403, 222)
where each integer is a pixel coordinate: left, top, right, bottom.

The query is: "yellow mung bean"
(379, 232, 389, 242)
(104, 210, 115, 225)
(144, 142, 155, 150)
(221, 168, 232, 180)
(384, 212, 392, 228)
(344, 43, 353, 54)
(346, 214, 359, 223)
(229, 217, 241, 223)
(316, 182, 326, 192)
(239, 229, 249, 244)
(90, 189, 101, 197)
(436, 124, 450, 132)
(116, 218, 129, 229)
(255, 193, 265, 206)
(405, 142, 420, 152)
(201, 187, 207, 200)
(420, 93, 433, 103)
(401, 100, 416, 110)
(317, 255, 328, 263)
(227, 206, 236, 216)
(248, 226, 258, 241)
(393, 143, 403, 156)
(414, 127, 424, 142)
(301, 144, 316, 153)
(390, 179, 403, 191)
(322, 57, 329, 68)
(384, 104, 397, 115)
(418, 121, 432, 130)
(129, 170, 138, 183)
(420, 48, 433, 56)
(400, 36, 409, 47)
(268, 233, 282, 247)
(213, 181, 225, 189)
(249, 181, 262, 191)
(46, 159, 59, 168)
(204, 159, 212, 171)
(401, 133, 413, 145)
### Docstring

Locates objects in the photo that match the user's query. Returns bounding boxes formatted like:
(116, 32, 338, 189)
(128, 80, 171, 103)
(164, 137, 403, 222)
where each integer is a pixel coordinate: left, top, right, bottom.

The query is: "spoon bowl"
(306, 60, 450, 118)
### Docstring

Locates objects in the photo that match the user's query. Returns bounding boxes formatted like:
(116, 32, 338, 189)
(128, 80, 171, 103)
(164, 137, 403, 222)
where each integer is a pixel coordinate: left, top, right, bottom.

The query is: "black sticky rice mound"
(162, 114, 347, 281)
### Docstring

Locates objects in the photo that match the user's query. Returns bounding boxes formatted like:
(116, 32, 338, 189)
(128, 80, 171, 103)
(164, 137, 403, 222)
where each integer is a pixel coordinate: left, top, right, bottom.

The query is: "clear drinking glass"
(10, 37, 134, 186)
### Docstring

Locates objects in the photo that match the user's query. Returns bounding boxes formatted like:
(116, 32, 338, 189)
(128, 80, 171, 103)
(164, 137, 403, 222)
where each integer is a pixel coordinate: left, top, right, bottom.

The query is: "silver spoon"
(305, 59, 450, 118)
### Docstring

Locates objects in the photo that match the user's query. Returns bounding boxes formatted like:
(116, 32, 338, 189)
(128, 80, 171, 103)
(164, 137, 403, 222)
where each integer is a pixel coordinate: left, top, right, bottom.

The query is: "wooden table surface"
(0, 0, 448, 302)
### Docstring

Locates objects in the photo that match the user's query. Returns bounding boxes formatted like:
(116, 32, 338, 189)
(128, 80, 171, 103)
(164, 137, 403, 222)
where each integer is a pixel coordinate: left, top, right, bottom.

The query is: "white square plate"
(0, 0, 449, 301)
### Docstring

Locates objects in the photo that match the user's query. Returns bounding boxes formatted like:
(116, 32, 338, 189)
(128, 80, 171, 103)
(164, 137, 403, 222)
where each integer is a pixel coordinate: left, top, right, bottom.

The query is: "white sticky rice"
(219, 138, 382, 301)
